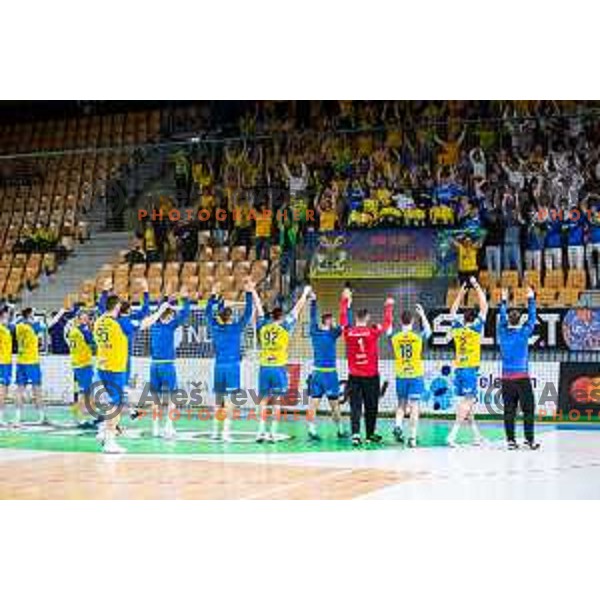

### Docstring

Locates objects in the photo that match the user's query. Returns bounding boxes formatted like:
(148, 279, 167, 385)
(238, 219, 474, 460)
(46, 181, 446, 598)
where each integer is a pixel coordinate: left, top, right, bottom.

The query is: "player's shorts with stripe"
(0, 364, 12, 386)
(16, 364, 41, 386)
(395, 376, 424, 401)
(454, 367, 479, 398)
(309, 369, 340, 399)
(73, 366, 94, 395)
(259, 365, 288, 397)
(213, 362, 241, 394)
(97, 369, 127, 405)
(150, 362, 177, 393)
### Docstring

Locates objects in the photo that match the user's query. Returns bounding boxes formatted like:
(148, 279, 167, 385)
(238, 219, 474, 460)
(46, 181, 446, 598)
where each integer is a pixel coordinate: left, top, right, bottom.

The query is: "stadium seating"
(0, 110, 162, 300)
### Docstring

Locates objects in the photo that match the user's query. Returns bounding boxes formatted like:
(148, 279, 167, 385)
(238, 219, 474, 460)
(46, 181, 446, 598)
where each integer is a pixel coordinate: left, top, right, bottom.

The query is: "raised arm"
(470, 276, 488, 321)
(290, 285, 312, 321)
(339, 287, 353, 328)
(206, 286, 222, 330)
(172, 290, 192, 327)
(141, 302, 171, 331)
(309, 294, 319, 335)
(524, 286, 537, 334)
(251, 287, 264, 320)
(382, 296, 394, 334)
(415, 303, 432, 340)
(450, 282, 467, 319)
(237, 282, 255, 328)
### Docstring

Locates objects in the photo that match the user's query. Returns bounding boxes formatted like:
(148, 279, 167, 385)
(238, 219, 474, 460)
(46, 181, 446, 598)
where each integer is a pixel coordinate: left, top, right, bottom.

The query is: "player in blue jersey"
(206, 279, 255, 441)
(498, 286, 540, 450)
(140, 288, 191, 439)
(306, 291, 345, 441)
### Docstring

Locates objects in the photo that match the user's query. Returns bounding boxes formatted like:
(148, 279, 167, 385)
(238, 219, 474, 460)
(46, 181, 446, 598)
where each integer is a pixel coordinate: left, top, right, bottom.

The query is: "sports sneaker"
(392, 426, 404, 443)
(222, 432, 233, 443)
(266, 433, 277, 444)
(336, 429, 349, 439)
(447, 438, 458, 448)
(130, 409, 141, 421)
(163, 427, 176, 440)
(472, 436, 485, 447)
(95, 428, 106, 444)
(523, 440, 540, 450)
(103, 439, 127, 454)
(366, 433, 383, 444)
(351, 434, 362, 447)
(210, 430, 221, 441)
(308, 430, 321, 441)
(507, 440, 519, 450)
(152, 422, 161, 438)
(255, 432, 267, 443)
(407, 437, 417, 448)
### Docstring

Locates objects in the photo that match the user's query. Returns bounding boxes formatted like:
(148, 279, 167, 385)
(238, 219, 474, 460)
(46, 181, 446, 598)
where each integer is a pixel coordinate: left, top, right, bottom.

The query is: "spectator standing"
(482, 201, 503, 278)
(565, 208, 586, 270)
(503, 206, 524, 276)
(254, 202, 273, 261)
(585, 204, 600, 288)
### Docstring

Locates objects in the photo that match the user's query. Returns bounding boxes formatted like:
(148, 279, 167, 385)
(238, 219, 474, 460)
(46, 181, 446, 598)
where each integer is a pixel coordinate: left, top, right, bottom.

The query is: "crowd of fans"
(132, 101, 600, 290)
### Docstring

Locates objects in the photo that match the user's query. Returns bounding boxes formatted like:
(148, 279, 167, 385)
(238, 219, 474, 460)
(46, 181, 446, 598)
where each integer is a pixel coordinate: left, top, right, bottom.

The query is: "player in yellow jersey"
(66, 311, 95, 424)
(386, 301, 432, 447)
(93, 295, 133, 453)
(254, 285, 312, 443)
(0, 306, 13, 426)
(446, 277, 488, 447)
(14, 307, 46, 425)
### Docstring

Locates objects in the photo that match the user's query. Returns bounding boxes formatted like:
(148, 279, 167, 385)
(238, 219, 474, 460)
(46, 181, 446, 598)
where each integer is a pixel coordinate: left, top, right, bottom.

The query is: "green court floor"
(0, 406, 526, 455)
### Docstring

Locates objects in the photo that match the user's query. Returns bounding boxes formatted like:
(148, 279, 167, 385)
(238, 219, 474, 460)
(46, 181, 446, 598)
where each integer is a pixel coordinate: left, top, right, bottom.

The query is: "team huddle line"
(0, 274, 541, 453)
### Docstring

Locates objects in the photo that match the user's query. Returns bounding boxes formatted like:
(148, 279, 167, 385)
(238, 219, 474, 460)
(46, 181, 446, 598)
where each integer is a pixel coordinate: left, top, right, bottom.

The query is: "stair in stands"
(21, 231, 131, 312)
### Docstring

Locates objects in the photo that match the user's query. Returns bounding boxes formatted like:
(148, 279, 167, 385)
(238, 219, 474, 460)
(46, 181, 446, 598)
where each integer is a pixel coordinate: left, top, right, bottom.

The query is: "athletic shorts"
(73, 366, 94, 395)
(97, 369, 127, 405)
(395, 376, 424, 401)
(259, 365, 288, 397)
(309, 370, 340, 399)
(454, 367, 479, 398)
(150, 362, 177, 393)
(213, 362, 241, 394)
(16, 364, 41, 386)
(0, 364, 12, 386)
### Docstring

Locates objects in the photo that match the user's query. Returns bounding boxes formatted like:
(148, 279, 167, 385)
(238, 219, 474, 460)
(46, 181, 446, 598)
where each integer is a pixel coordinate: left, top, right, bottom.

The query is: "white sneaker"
(163, 426, 176, 440)
(255, 432, 267, 443)
(95, 428, 106, 444)
(103, 439, 127, 454)
(472, 436, 485, 447)
(211, 431, 221, 441)
(447, 438, 459, 448)
(222, 431, 233, 443)
(152, 422, 161, 438)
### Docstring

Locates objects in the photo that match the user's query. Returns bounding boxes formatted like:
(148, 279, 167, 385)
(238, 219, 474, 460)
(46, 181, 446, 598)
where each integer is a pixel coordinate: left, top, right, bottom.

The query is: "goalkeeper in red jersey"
(339, 286, 393, 447)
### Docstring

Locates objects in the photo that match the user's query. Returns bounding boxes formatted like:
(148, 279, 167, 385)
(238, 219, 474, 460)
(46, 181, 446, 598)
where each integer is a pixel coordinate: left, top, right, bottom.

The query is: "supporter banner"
(310, 229, 439, 279)
(558, 363, 600, 413)
(429, 308, 569, 351)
